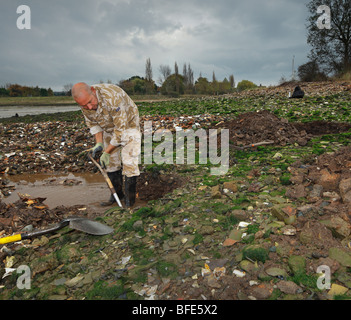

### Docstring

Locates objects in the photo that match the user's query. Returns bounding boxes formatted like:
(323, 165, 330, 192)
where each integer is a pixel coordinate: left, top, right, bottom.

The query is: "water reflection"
(0, 105, 80, 118)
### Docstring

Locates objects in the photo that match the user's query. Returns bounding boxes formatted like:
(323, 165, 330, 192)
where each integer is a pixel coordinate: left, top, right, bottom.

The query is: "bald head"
(72, 82, 99, 110)
(72, 82, 91, 100)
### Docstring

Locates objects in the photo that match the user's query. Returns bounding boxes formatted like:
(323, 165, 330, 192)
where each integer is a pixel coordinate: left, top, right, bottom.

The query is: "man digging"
(72, 82, 141, 208)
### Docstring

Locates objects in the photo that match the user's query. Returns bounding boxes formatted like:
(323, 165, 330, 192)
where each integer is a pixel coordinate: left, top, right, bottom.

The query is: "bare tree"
(306, 0, 351, 75)
(212, 71, 217, 83)
(145, 58, 153, 82)
(183, 63, 188, 85)
(63, 83, 73, 96)
(158, 64, 171, 85)
(229, 74, 235, 89)
(182, 63, 194, 93)
(175, 62, 179, 94)
(187, 64, 194, 87)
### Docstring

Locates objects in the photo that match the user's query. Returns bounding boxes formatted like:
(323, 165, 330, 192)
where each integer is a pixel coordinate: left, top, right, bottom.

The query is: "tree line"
(0, 84, 55, 97)
(118, 60, 239, 96)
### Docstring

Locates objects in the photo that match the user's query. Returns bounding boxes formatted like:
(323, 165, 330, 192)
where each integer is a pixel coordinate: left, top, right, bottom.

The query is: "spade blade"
(69, 218, 114, 236)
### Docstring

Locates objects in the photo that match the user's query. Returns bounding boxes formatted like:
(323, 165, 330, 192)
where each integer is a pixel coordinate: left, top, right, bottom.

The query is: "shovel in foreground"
(0, 216, 114, 245)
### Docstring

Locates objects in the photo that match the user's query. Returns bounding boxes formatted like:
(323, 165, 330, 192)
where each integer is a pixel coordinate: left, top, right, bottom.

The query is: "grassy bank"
(0, 96, 76, 106)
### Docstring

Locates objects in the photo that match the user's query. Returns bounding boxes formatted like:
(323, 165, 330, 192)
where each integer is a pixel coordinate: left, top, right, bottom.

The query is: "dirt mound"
(292, 121, 351, 135)
(223, 110, 310, 147)
(137, 171, 187, 201)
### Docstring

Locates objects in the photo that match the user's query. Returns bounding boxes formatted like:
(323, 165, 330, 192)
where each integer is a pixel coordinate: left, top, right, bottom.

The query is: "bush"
(298, 61, 328, 82)
(237, 80, 257, 92)
(161, 74, 184, 95)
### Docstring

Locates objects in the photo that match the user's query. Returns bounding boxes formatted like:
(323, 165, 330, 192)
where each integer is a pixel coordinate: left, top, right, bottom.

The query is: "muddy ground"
(2, 109, 349, 235)
(1, 85, 351, 301)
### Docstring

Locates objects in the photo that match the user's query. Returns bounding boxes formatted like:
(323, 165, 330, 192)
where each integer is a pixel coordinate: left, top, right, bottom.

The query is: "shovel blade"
(68, 218, 114, 236)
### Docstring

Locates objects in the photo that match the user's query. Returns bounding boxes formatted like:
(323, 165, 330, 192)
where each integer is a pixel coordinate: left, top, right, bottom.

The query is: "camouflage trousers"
(103, 128, 141, 177)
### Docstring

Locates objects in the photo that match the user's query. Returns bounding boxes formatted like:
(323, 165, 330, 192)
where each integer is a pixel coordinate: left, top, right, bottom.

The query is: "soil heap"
(223, 110, 311, 147)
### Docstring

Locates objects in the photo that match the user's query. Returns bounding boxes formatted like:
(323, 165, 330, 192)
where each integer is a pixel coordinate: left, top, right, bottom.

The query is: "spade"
(0, 216, 114, 245)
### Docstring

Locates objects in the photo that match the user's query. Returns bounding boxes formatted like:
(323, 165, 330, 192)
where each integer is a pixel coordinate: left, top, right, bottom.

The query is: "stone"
(281, 206, 297, 217)
(229, 229, 243, 241)
(328, 284, 348, 298)
(223, 238, 237, 247)
(276, 244, 292, 257)
(271, 204, 297, 224)
(132, 220, 143, 230)
(240, 260, 259, 273)
(250, 284, 273, 299)
(206, 274, 221, 288)
(339, 178, 351, 203)
(282, 225, 297, 236)
(223, 181, 238, 193)
(276, 280, 301, 294)
(288, 255, 306, 274)
(31, 236, 49, 247)
(271, 205, 289, 222)
(297, 204, 318, 217)
(290, 174, 304, 185)
(82, 273, 94, 285)
(242, 245, 269, 263)
(286, 185, 306, 199)
(211, 185, 222, 199)
(200, 225, 214, 235)
(323, 191, 341, 202)
(329, 247, 351, 267)
(308, 184, 323, 202)
(48, 295, 68, 300)
(320, 216, 351, 239)
(65, 274, 84, 288)
(337, 273, 351, 289)
(265, 267, 288, 278)
(317, 169, 340, 191)
(230, 209, 249, 221)
(53, 277, 67, 286)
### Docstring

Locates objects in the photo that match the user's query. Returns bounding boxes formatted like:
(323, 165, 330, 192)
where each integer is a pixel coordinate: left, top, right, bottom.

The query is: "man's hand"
(91, 142, 103, 158)
(100, 152, 110, 169)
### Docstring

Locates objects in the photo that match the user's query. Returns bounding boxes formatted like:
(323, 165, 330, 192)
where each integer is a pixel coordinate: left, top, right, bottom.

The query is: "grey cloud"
(0, 0, 311, 90)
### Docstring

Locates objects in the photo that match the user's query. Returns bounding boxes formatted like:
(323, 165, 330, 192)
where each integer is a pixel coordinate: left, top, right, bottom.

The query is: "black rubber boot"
(125, 176, 137, 208)
(100, 170, 124, 206)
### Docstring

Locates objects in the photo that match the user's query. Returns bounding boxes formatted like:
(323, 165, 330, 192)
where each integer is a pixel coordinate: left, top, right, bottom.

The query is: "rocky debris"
(288, 145, 351, 223)
(0, 121, 94, 174)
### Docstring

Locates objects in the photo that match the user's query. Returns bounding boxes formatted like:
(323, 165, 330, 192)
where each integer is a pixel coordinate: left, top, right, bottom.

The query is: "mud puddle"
(3, 171, 186, 213)
(3, 172, 119, 214)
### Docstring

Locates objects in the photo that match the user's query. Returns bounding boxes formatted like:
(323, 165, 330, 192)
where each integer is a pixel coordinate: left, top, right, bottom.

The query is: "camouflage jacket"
(81, 84, 140, 146)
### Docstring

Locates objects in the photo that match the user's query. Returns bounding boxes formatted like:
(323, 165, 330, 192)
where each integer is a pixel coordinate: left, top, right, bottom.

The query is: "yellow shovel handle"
(0, 234, 22, 245)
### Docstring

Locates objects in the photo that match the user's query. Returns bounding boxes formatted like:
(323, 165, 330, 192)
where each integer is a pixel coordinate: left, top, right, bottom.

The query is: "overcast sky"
(1, 0, 311, 91)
